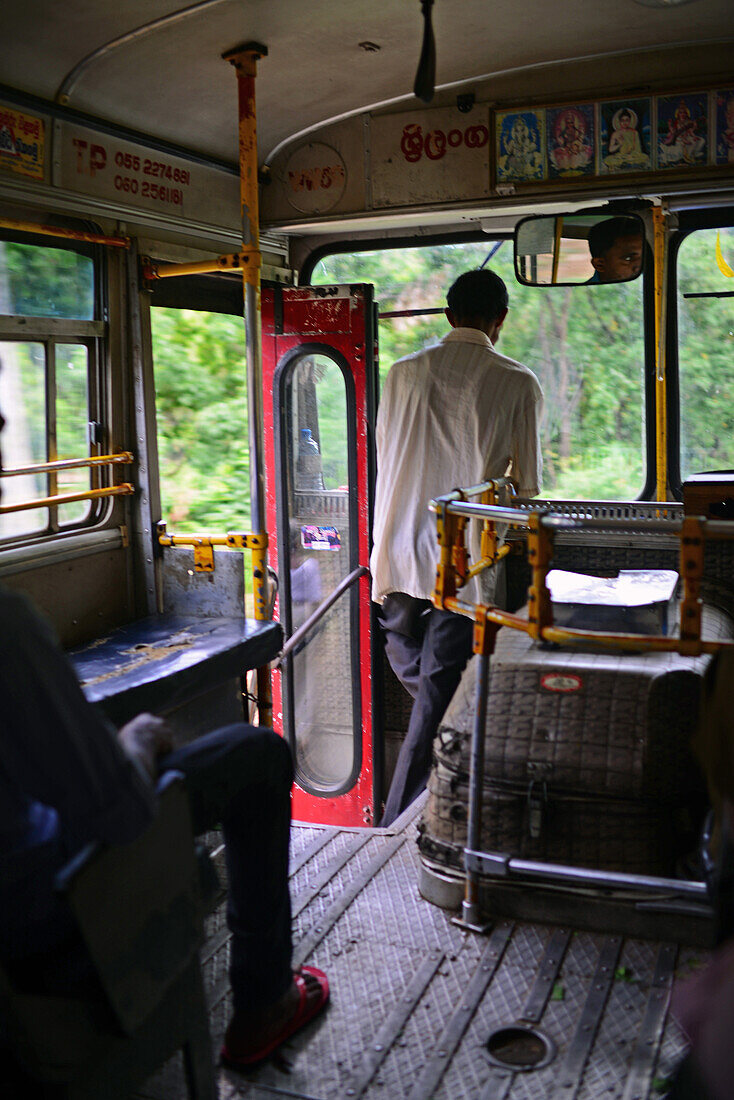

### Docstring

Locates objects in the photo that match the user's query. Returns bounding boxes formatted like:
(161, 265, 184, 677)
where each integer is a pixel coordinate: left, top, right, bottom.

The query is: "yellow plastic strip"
(715, 229, 734, 278)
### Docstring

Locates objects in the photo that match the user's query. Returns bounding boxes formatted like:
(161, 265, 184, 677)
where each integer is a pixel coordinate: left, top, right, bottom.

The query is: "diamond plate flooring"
(133, 799, 701, 1100)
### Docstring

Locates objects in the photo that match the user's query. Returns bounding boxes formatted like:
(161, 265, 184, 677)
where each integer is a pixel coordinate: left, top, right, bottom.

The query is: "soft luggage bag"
(419, 604, 733, 877)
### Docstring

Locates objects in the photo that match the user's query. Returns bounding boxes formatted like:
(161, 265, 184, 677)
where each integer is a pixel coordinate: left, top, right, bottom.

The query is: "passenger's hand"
(118, 713, 174, 778)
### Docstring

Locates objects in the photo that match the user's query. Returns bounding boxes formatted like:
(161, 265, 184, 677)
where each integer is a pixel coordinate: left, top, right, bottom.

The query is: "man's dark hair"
(588, 216, 642, 260)
(446, 269, 508, 325)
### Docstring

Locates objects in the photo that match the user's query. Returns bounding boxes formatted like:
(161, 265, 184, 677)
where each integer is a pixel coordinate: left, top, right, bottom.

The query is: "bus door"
(261, 285, 380, 826)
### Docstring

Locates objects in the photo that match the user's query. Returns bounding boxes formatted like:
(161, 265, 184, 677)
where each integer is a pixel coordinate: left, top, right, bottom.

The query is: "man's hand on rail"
(118, 712, 174, 780)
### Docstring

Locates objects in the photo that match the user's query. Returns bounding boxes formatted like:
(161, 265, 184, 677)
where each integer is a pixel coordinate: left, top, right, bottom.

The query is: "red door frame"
(261, 284, 379, 826)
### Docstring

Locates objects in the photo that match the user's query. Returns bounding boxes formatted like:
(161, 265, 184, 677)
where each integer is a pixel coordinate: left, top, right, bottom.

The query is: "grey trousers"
(379, 593, 473, 826)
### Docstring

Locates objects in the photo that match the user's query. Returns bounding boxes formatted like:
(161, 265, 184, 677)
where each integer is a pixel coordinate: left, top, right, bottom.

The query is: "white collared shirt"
(370, 327, 543, 605)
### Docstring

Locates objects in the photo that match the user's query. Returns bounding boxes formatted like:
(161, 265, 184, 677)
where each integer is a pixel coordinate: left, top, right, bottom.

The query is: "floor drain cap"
(485, 1023, 556, 1071)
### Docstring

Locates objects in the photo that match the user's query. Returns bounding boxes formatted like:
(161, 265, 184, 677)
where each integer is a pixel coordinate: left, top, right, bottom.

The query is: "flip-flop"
(221, 965, 330, 1068)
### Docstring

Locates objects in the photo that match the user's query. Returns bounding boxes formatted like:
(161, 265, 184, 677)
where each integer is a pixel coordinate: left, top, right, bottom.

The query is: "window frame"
(0, 230, 109, 546)
(667, 209, 734, 498)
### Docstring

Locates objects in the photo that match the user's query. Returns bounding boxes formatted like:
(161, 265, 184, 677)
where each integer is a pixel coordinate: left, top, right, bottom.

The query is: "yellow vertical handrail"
(223, 41, 272, 726)
(652, 204, 669, 501)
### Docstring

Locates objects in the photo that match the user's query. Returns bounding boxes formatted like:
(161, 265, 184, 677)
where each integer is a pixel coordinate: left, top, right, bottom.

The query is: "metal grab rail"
(0, 484, 134, 515)
(156, 521, 267, 575)
(430, 480, 734, 928)
(0, 452, 134, 478)
(0, 217, 130, 249)
(276, 565, 369, 668)
(431, 482, 734, 657)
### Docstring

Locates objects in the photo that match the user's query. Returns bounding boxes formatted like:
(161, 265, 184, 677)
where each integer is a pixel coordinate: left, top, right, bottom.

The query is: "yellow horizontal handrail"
(0, 218, 130, 248)
(0, 483, 134, 515)
(156, 527, 266, 551)
(0, 452, 134, 478)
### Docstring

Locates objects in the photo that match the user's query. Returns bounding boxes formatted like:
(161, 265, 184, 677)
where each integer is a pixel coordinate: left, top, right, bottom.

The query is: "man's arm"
(512, 380, 544, 497)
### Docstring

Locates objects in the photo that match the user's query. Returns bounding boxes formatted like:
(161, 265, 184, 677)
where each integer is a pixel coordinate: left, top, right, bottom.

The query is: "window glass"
(0, 241, 94, 319)
(313, 241, 645, 499)
(150, 307, 249, 531)
(0, 341, 46, 537)
(282, 352, 356, 791)
(677, 227, 734, 481)
(56, 344, 90, 526)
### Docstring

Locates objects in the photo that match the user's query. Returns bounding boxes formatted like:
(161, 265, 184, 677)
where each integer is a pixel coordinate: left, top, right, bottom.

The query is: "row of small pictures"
(495, 90, 734, 184)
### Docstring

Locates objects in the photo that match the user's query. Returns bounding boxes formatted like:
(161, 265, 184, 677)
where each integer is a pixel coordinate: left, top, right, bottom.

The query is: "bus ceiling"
(0, 2, 732, 249)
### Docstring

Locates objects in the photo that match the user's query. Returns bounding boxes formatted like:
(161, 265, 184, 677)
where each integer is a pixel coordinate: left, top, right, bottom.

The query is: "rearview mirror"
(514, 212, 645, 287)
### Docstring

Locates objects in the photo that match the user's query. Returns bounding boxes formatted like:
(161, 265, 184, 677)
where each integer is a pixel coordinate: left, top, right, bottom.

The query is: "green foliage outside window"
(151, 308, 250, 532)
(313, 242, 645, 500)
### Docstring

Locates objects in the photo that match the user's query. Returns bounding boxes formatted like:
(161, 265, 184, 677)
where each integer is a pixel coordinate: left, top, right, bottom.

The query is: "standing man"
(371, 268, 543, 826)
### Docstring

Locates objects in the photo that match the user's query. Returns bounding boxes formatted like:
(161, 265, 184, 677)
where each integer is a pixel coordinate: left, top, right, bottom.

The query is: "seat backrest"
(57, 773, 203, 1035)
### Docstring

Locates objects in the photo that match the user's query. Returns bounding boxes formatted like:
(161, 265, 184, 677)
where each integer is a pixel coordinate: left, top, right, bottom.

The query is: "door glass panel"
(56, 344, 90, 526)
(282, 352, 356, 791)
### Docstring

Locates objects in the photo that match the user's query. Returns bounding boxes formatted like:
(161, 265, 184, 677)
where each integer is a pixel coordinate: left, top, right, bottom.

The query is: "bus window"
(677, 225, 734, 483)
(0, 241, 99, 541)
(311, 239, 645, 500)
(280, 351, 357, 793)
(149, 307, 249, 533)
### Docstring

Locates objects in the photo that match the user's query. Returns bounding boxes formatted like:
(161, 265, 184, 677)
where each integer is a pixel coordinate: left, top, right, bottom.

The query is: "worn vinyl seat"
(0, 774, 217, 1099)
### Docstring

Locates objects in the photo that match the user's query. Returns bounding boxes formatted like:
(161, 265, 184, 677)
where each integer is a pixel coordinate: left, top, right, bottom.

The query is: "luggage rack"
(429, 480, 734, 930)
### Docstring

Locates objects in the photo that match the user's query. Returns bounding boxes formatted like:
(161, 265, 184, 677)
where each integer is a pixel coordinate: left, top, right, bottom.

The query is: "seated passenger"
(587, 217, 643, 283)
(0, 408, 328, 1072)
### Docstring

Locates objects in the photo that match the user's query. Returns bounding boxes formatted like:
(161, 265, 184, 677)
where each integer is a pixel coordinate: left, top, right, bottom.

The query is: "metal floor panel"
(133, 810, 696, 1100)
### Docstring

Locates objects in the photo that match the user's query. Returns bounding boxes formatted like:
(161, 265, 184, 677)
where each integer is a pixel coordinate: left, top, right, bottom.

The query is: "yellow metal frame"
(652, 204, 669, 501)
(0, 217, 130, 248)
(0, 484, 134, 515)
(142, 253, 260, 280)
(0, 452, 135, 516)
(432, 480, 734, 658)
(0, 452, 134, 478)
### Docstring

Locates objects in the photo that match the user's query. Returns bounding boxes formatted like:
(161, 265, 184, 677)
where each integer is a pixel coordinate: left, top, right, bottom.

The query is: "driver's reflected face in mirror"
(588, 218, 643, 283)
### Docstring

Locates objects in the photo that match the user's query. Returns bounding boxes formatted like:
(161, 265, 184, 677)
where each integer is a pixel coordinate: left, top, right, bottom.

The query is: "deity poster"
(495, 110, 546, 183)
(599, 99, 652, 174)
(657, 93, 708, 169)
(547, 105, 595, 178)
(714, 90, 734, 166)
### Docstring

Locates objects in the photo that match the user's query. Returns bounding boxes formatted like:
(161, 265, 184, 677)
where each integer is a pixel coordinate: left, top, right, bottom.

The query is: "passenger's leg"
(379, 592, 431, 699)
(380, 608, 473, 826)
(161, 725, 293, 1013)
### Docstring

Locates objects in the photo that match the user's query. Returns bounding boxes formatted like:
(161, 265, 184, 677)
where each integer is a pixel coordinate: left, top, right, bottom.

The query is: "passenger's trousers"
(379, 593, 474, 826)
(163, 724, 294, 1014)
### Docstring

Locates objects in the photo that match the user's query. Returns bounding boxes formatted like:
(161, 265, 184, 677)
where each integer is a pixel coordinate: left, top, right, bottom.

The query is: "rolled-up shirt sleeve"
(513, 381, 544, 497)
(0, 591, 155, 853)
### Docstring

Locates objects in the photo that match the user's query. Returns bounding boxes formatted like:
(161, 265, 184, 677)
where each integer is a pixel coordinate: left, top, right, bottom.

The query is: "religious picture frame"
(495, 109, 546, 183)
(714, 90, 734, 167)
(598, 98, 652, 175)
(657, 92, 708, 169)
(547, 104, 595, 179)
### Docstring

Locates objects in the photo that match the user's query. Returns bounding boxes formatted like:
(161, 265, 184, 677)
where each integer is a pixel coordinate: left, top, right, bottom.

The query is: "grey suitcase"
(419, 604, 733, 876)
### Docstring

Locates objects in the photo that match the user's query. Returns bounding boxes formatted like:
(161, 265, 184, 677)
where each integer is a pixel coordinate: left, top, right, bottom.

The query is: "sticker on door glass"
(301, 524, 340, 551)
(540, 673, 582, 693)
